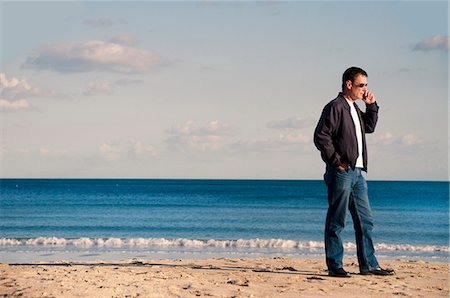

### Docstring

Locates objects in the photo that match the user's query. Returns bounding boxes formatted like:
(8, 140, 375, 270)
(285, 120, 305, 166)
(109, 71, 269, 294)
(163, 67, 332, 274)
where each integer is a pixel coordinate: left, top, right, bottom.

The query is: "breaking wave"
(0, 237, 448, 252)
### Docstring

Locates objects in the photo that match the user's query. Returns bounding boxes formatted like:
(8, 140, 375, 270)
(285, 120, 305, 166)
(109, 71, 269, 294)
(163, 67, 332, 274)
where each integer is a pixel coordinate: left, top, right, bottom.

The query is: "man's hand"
(337, 163, 350, 171)
(363, 91, 376, 104)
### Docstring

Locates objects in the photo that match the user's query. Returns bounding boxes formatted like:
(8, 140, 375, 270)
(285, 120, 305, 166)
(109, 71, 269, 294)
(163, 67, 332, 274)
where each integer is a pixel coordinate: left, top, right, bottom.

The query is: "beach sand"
(1, 258, 448, 297)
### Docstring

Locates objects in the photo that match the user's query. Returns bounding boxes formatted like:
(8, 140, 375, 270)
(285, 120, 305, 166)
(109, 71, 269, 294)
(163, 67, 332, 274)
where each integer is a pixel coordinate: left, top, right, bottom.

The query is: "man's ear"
(345, 80, 352, 90)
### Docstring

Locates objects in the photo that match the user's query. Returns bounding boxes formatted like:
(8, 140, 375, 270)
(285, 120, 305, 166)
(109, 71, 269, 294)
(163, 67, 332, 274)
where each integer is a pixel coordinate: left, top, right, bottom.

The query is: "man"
(314, 67, 394, 277)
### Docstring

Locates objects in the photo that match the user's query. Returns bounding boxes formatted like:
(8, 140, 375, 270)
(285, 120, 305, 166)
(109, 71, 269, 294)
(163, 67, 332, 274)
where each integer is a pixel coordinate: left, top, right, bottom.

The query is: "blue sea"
(0, 179, 448, 263)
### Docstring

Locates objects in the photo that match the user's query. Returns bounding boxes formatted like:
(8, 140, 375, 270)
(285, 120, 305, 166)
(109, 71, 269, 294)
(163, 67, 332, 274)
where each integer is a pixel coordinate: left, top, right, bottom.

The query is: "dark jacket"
(313, 93, 379, 172)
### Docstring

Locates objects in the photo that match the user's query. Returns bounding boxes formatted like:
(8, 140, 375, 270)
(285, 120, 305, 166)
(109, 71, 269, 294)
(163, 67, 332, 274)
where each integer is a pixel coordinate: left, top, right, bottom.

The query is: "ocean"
(0, 179, 448, 263)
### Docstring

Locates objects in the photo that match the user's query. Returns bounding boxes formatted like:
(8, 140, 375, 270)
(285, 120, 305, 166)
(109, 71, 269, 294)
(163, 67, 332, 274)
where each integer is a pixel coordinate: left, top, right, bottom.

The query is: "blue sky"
(0, 1, 448, 180)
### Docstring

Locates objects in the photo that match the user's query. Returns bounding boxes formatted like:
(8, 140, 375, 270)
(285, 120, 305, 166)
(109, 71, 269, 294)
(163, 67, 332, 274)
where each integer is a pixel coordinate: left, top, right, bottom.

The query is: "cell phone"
(362, 92, 367, 100)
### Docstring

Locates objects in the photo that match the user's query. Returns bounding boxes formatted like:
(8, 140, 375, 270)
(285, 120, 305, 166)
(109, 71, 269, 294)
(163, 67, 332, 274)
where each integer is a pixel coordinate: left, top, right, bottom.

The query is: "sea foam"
(0, 237, 448, 252)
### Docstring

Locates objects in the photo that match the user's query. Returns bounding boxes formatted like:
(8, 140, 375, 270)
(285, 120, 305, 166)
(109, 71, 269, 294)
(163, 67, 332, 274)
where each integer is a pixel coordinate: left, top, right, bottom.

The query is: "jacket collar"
(337, 92, 350, 110)
(337, 92, 361, 113)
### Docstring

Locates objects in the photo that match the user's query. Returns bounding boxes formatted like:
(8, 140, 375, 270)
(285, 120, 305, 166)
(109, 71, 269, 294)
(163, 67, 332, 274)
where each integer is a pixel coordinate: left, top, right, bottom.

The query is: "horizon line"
(1, 177, 449, 183)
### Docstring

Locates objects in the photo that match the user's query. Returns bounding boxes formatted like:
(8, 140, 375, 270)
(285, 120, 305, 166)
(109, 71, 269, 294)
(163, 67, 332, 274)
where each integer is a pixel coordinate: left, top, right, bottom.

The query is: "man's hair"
(342, 67, 368, 91)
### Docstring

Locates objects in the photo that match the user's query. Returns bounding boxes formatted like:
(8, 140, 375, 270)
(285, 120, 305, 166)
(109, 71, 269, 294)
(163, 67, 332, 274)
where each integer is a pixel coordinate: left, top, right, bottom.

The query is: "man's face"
(346, 74, 367, 101)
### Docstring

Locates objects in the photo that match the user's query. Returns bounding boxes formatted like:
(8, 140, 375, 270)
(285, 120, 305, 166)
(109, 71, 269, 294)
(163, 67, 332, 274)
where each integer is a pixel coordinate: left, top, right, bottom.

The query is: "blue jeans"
(324, 165, 380, 271)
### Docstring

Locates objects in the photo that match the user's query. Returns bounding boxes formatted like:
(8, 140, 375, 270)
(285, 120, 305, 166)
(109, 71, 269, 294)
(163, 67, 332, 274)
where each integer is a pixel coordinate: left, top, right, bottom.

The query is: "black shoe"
(361, 267, 395, 276)
(328, 268, 351, 278)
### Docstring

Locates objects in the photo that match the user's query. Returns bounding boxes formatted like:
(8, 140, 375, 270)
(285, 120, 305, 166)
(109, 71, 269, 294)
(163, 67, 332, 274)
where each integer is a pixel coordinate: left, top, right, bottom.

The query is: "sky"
(0, 1, 448, 181)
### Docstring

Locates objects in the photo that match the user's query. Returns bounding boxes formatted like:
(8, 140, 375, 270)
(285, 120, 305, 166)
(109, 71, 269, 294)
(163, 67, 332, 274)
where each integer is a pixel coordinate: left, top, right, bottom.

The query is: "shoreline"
(1, 257, 448, 297)
(2, 249, 448, 265)
(2, 237, 448, 264)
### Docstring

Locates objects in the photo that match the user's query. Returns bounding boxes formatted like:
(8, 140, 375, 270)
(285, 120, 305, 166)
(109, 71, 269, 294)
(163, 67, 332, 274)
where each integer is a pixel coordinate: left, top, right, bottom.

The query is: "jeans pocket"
(335, 167, 348, 174)
(334, 167, 352, 190)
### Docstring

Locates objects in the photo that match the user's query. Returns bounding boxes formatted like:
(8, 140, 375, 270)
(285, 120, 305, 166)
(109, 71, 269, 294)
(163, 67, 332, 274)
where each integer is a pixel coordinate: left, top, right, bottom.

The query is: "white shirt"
(345, 98, 364, 168)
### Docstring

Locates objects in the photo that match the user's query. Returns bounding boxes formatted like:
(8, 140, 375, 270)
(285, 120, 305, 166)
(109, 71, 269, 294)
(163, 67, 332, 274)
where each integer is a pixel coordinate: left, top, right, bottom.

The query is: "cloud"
(0, 99, 31, 111)
(1, 73, 41, 100)
(369, 132, 422, 147)
(413, 35, 450, 52)
(278, 133, 310, 144)
(166, 120, 231, 153)
(169, 120, 232, 136)
(39, 148, 68, 157)
(267, 117, 314, 129)
(401, 134, 422, 146)
(166, 120, 311, 155)
(0, 72, 64, 111)
(23, 40, 160, 74)
(99, 143, 121, 162)
(371, 132, 395, 145)
(0, 72, 66, 111)
(99, 140, 158, 162)
(133, 141, 158, 156)
(83, 81, 113, 96)
(83, 77, 145, 96)
(0, 72, 58, 100)
(108, 35, 137, 46)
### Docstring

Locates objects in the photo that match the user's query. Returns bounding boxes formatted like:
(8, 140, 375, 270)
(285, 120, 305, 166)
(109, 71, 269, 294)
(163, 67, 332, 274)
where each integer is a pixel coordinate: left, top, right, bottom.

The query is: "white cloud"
(278, 133, 309, 144)
(133, 141, 158, 156)
(202, 120, 231, 135)
(99, 143, 121, 161)
(16, 148, 32, 156)
(99, 140, 158, 162)
(166, 120, 311, 155)
(369, 132, 422, 147)
(371, 132, 395, 145)
(83, 81, 113, 96)
(39, 148, 68, 157)
(166, 134, 224, 153)
(0, 72, 62, 111)
(169, 120, 232, 136)
(83, 77, 145, 96)
(401, 134, 422, 146)
(0, 73, 41, 100)
(108, 35, 136, 46)
(0, 72, 57, 100)
(413, 35, 450, 52)
(24, 40, 160, 74)
(166, 120, 231, 153)
(267, 117, 314, 129)
(0, 99, 31, 111)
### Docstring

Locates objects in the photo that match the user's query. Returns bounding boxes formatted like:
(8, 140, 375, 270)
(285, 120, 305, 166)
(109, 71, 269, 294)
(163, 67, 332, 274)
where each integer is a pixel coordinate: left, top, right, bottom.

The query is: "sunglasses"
(354, 83, 368, 88)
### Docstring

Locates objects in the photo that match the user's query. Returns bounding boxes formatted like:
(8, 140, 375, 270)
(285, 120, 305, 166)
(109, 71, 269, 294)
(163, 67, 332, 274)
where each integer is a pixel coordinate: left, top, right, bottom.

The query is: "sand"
(0, 258, 448, 297)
